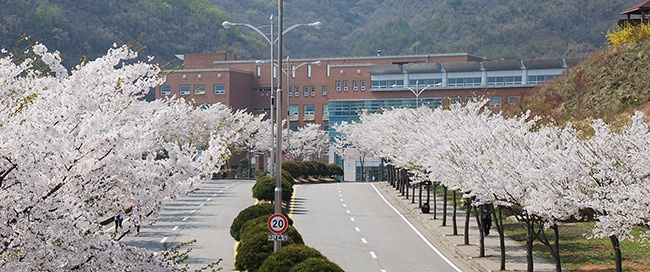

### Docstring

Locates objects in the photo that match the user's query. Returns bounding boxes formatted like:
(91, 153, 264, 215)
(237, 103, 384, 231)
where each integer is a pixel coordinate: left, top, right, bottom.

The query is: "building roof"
(621, 0, 650, 15)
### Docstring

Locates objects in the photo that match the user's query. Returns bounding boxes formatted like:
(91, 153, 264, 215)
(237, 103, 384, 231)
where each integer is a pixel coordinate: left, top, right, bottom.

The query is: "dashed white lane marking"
(346, 210, 351, 214)
(206, 198, 211, 201)
(160, 237, 168, 243)
(340, 198, 344, 202)
(212, 193, 217, 197)
(199, 203, 204, 207)
(370, 251, 377, 259)
(182, 217, 188, 221)
(350, 217, 355, 222)
(339, 194, 343, 197)
(172, 226, 179, 231)
(190, 210, 197, 214)
(342, 203, 347, 207)
(381, 270, 387, 272)
(355, 227, 360, 232)
(361, 238, 367, 244)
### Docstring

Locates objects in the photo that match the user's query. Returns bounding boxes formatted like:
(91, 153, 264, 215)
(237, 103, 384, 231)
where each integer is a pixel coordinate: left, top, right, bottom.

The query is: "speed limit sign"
(267, 213, 288, 234)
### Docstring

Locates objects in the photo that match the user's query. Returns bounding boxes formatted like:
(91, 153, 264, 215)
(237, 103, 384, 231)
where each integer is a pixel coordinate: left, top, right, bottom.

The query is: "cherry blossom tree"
(287, 123, 328, 161)
(0, 43, 257, 270)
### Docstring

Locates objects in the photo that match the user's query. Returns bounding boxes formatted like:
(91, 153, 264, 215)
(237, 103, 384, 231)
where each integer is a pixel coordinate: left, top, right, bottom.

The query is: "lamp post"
(224, 8, 321, 252)
(222, 18, 321, 176)
(283, 58, 321, 152)
(404, 81, 441, 107)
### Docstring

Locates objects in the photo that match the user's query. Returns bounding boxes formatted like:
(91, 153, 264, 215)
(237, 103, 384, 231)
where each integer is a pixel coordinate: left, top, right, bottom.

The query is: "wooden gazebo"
(619, 0, 650, 26)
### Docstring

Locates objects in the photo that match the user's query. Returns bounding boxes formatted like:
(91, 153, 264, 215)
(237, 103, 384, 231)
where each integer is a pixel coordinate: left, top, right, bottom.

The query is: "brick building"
(157, 52, 579, 180)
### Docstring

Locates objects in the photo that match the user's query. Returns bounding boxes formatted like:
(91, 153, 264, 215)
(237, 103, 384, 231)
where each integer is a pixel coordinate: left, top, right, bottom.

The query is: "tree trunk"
(418, 183, 423, 208)
(452, 190, 458, 235)
(494, 206, 506, 271)
(433, 182, 438, 220)
(442, 186, 448, 226)
(610, 235, 623, 272)
(464, 198, 471, 245)
(475, 206, 485, 257)
(526, 219, 535, 272)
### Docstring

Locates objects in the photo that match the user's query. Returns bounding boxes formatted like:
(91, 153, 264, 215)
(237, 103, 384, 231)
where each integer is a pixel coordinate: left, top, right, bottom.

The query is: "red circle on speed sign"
(268, 213, 288, 234)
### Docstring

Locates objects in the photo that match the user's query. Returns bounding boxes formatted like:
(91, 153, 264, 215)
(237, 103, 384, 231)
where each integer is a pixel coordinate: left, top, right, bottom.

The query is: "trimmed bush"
(282, 169, 295, 185)
(282, 162, 302, 178)
(290, 257, 345, 272)
(298, 161, 317, 177)
(235, 219, 304, 272)
(327, 163, 343, 177)
(252, 173, 294, 202)
(258, 244, 325, 272)
(230, 203, 274, 241)
(311, 160, 329, 177)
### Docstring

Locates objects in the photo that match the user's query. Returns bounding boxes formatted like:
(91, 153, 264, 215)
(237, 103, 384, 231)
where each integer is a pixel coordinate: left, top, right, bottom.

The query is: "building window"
(361, 80, 366, 90)
(289, 105, 299, 116)
(353, 80, 358, 91)
(322, 85, 327, 96)
(294, 86, 299, 97)
(505, 76, 522, 85)
(466, 77, 482, 87)
(336, 81, 341, 91)
(310, 85, 315, 96)
(450, 97, 462, 105)
(304, 86, 309, 97)
(194, 84, 206, 95)
(214, 84, 225, 94)
(180, 85, 191, 95)
(508, 96, 521, 104)
(490, 96, 502, 108)
(488, 77, 505, 86)
(343, 81, 349, 91)
(322, 104, 329, 116)
(160, 85, 171, 95)
(304, 104, 315, 115)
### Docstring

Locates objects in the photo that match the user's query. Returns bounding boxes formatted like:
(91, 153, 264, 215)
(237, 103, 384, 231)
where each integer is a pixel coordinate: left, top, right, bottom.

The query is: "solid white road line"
(371, 183, 463, 272)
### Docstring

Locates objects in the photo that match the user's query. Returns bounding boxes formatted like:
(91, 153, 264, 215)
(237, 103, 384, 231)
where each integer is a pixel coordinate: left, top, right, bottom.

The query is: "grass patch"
(502, 220, 650, 271)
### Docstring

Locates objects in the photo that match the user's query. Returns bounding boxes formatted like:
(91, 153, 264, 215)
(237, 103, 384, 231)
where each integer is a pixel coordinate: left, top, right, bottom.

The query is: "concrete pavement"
(374, 181, 556, 272)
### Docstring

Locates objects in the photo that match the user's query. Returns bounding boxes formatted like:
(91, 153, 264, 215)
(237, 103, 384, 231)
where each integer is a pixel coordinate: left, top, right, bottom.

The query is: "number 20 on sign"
(268, 213, 288, 234)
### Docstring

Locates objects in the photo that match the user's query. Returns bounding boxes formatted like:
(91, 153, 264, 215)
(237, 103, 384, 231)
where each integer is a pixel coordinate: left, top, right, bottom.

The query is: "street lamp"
(395, 81, 442, 107)
(284, 58, 321, 152)
(222, 17, 321, 176)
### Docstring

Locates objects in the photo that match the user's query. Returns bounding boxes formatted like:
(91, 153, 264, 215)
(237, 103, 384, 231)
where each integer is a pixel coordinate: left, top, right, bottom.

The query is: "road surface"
(120, 178, 255, 271)
(291, 182, 470, 272)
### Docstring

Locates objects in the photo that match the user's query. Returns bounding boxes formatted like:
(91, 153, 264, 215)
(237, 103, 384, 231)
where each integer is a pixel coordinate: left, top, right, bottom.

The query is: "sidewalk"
(375, 182, 556, 272)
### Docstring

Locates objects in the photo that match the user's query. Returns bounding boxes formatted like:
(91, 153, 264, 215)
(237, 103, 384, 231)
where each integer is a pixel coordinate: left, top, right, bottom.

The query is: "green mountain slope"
(0, 0, 637, 67)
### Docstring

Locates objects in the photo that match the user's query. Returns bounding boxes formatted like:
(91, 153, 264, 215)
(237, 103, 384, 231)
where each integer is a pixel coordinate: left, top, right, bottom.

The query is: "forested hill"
(0, 0, 636, 68)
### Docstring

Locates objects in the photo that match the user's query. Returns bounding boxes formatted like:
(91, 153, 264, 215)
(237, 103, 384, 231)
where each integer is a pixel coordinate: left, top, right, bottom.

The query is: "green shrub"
(297, 161, 317, 177)
(258, 244, 325, 272)
(252, 175, 276, 201)
(235, 220, 304, 272)
(327, 163, 343, 177)
(282, 169, 295, 185)
(289, 257, 344, 272)
(282, 162, 302, 178)
(311, 161, 329, 177)
(230, 203, 274, 241)
(252, 174, 294, 202)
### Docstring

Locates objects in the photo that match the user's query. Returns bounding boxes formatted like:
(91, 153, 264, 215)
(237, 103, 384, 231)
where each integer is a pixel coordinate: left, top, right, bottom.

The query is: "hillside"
(0, 0, 636, 68)
(513, 41, 650, 130)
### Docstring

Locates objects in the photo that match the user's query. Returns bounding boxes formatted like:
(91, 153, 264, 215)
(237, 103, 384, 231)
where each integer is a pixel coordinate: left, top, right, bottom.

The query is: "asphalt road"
(291, 182, 469, 272)
(120, 178, 256, 271)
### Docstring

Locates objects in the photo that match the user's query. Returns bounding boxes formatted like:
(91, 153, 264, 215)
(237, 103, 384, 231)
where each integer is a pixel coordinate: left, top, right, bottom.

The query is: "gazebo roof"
(621, 0, 650, 15)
